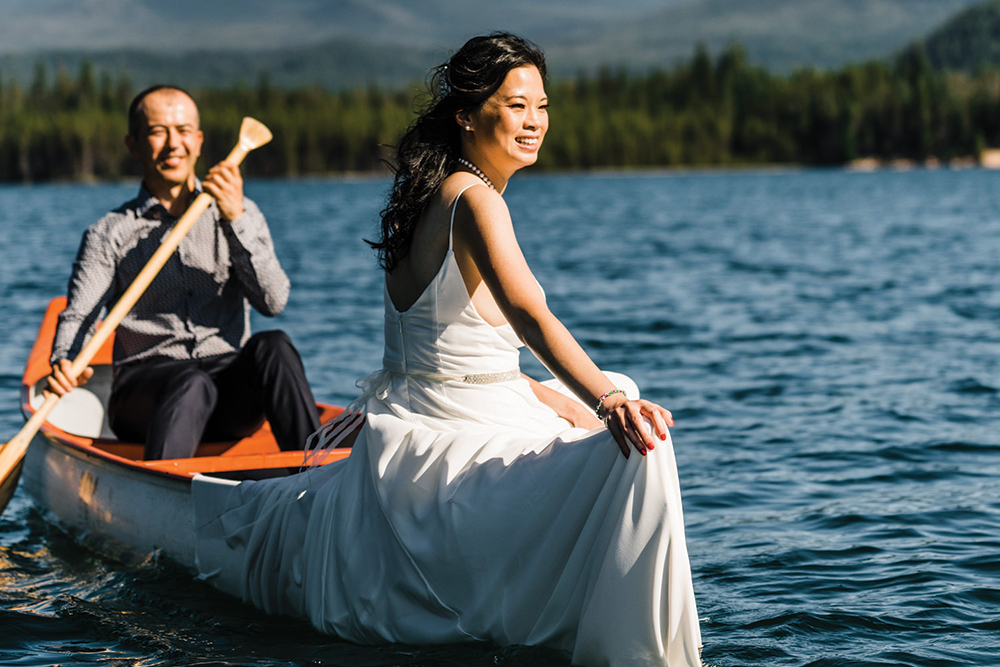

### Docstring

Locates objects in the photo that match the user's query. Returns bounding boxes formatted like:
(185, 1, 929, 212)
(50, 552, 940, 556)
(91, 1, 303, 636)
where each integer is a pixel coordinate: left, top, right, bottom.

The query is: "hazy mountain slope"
(0, 0, 686, 52)
(0, 0, 988, 89)
(0, 40, 443, 91)
(922, 0, 1000, 71)
(545, 0, 984, 72)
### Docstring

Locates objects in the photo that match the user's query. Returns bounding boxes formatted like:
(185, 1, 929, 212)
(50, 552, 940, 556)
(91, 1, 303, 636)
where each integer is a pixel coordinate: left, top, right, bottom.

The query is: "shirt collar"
(135, 179, 204, 219)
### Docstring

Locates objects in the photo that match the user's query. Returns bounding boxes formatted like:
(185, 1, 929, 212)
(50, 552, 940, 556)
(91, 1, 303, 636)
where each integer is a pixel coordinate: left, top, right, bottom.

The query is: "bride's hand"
(560, 399, 604, 430)
(523, 374, 603, 430)
(601, 395, 673, 459)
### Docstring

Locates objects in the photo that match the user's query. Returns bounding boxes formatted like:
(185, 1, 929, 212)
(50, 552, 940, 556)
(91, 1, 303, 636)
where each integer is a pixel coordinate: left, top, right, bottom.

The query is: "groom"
(46, 85, 320, 460)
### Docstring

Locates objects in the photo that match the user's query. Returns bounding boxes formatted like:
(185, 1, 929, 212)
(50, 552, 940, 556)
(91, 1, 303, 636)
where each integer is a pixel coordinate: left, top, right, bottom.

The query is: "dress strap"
(449, 183, 482, 252)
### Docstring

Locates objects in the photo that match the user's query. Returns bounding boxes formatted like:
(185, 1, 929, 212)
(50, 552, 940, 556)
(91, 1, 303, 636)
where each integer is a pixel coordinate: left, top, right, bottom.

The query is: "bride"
(194, 32, 703, 667)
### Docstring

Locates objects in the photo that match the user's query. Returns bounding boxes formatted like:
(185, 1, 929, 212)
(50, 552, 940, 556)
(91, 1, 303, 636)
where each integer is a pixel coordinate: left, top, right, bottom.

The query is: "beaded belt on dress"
(364, 367, 521, 400)
(455, 369, 521, 384)
(376, 368, 521, 386)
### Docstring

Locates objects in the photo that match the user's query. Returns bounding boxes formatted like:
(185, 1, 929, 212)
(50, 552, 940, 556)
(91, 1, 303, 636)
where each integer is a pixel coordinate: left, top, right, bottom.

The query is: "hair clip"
(439, 64, 451, 99)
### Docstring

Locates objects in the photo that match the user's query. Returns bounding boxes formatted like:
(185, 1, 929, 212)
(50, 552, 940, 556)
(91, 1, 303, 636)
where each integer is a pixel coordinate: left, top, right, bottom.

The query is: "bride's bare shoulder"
(447, 180, 508, 222)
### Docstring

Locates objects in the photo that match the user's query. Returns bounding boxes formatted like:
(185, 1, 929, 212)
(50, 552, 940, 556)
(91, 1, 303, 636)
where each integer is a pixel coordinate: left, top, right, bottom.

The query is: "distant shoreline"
(8, 158, 1000, 190)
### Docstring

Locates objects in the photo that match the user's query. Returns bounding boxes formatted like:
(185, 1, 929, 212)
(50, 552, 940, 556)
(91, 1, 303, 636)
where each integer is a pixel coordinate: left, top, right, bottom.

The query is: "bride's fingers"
(606, 414, 630, 459)
(645, 403, 673, 441)
(658, 405, 674, 428)
(649, 408, 668, 441)
(621, 406, 650, 456)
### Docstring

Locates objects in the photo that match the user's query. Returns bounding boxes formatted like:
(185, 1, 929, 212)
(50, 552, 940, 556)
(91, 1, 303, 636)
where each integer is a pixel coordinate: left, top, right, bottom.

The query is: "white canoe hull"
(22, 429, 196, 567)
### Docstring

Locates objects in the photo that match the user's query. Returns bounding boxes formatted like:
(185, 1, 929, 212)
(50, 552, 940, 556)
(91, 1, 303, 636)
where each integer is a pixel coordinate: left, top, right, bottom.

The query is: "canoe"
(17, 297, 351, 566)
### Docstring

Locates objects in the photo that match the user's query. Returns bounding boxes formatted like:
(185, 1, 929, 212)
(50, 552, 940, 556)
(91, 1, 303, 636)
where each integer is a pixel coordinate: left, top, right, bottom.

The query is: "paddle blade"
(239, 117, 273, 151)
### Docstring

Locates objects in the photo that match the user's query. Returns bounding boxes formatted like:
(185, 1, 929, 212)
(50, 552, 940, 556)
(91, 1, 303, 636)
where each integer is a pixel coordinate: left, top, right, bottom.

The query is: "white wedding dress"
(192, 186, 703, 667)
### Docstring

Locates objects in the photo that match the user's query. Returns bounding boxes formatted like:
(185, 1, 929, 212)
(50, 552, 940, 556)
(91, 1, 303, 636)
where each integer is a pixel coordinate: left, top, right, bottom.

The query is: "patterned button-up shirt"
(51, 183, 290, 367)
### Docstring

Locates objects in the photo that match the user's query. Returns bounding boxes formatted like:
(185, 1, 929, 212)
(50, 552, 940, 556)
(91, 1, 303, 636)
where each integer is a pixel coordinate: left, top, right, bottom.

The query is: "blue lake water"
(2, 168, 1000, 666)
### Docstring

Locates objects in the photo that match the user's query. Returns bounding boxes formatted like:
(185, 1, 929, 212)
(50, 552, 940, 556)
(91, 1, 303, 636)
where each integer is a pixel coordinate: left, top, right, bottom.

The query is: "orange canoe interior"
(21, 297, 352, 479)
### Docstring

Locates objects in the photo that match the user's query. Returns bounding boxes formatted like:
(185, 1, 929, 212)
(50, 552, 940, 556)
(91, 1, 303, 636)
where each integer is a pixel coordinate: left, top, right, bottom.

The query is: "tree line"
(3, 43, 1000, 182)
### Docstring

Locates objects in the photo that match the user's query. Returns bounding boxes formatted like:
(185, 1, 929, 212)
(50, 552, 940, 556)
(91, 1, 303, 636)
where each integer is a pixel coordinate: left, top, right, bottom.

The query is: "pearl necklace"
(457, 157, 495, 190)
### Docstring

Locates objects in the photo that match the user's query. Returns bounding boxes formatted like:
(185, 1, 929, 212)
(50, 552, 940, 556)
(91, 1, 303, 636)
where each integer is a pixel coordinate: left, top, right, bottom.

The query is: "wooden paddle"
(0, 117, 273, 514)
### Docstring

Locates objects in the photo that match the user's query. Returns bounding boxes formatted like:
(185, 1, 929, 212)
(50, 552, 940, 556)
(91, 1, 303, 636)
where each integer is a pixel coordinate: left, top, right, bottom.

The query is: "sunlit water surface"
(2, 168, 999, 666)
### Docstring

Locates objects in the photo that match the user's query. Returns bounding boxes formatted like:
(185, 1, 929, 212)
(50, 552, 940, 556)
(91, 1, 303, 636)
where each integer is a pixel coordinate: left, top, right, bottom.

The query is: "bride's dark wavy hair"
(368, 32, 546, 272)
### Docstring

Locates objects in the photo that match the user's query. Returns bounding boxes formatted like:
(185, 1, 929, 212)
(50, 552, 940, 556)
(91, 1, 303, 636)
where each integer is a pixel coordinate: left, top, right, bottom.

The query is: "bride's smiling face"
(460, 65, 548, 175)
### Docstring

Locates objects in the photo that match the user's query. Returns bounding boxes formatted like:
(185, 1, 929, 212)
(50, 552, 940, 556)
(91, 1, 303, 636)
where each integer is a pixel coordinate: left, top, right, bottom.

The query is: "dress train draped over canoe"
(193, 187, 703, 667)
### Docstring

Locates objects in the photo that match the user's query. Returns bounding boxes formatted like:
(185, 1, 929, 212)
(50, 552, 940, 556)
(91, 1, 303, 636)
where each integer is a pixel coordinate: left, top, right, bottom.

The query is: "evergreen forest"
(4, 42, 1000, 183)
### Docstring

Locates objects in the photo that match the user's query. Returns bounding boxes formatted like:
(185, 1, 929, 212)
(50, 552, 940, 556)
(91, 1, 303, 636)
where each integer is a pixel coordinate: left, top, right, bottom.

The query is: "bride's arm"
(453, 188, 672, 458)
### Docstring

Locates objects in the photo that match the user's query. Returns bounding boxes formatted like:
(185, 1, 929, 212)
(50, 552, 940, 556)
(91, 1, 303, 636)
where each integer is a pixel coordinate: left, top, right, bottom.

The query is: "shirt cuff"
(221, 200, 266, 246)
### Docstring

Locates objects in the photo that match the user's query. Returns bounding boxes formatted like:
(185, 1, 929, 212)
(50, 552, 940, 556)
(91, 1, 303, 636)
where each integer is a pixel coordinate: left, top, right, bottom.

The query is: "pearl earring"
(465, 126, 471, 131)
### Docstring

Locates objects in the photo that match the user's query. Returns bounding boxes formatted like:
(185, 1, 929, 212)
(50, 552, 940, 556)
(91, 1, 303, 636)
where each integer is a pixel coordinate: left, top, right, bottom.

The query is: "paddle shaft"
(0, 131, 263, 496)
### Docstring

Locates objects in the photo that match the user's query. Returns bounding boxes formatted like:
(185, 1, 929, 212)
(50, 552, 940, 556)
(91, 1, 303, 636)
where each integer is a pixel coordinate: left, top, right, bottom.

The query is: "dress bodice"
(382, 185, 523, 380)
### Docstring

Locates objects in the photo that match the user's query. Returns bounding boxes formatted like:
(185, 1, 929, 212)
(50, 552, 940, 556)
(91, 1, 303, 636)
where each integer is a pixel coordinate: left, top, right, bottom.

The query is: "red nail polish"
(659, 433, 666, 441)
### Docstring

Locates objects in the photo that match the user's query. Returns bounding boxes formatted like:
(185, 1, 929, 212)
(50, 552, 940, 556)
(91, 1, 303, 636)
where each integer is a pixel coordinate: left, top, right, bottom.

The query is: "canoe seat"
(30, 384, 105, 438)
(28, 365, 114, 438)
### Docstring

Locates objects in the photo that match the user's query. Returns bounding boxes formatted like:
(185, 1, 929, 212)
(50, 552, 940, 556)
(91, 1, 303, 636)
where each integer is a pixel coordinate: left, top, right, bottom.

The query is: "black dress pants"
(108, 330, 321, 460)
